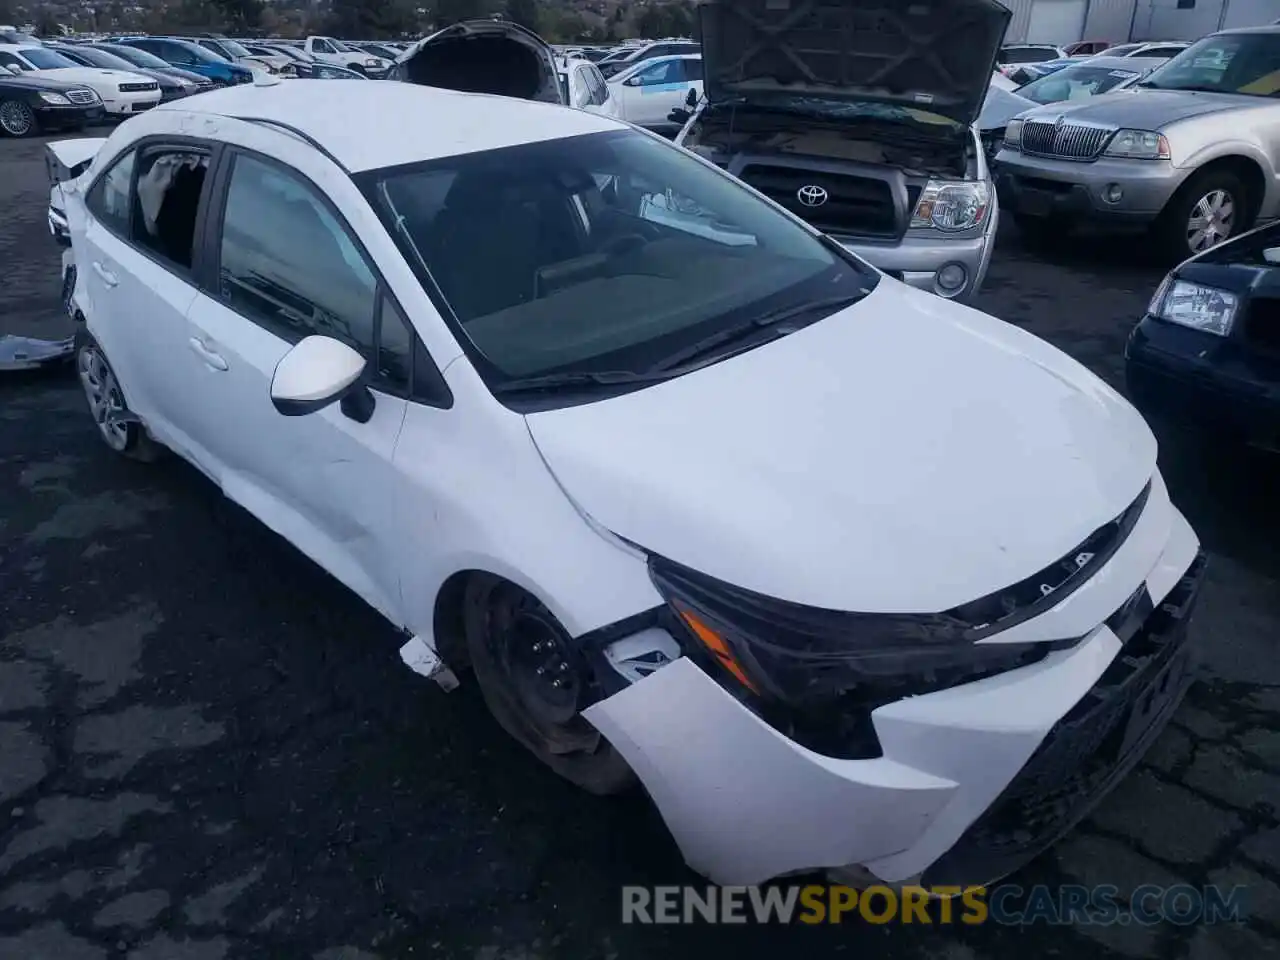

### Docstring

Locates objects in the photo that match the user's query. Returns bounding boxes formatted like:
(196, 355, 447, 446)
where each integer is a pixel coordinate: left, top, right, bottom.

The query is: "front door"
(185, 148, 411, 624)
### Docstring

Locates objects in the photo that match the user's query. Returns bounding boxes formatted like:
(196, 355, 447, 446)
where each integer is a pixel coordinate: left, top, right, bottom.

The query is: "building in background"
(997, 0, 1278, 45)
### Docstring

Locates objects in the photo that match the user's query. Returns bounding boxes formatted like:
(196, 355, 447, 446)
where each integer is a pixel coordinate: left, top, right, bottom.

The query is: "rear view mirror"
(5, 64, 22, 76)
(624, 75, 642, 87)
(271, 335, 369, 419)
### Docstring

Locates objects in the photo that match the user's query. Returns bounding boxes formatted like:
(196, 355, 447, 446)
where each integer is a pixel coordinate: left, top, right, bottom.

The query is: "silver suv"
(996, 26, 1280, 260)
(673, 0, 1007, 303)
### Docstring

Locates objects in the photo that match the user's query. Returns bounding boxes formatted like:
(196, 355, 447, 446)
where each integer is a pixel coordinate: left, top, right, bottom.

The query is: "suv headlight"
(1149, 276, 1238, 336)
(1104, 129, 1170, 160)
(1003, 118, 1023, 150)
(39, 92, 70, 105)
(911, 180, 991, 231)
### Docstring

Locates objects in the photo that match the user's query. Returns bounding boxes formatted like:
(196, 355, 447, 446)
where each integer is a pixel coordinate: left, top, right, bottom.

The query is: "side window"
(572, 66, 592, 107)
(681, 58, 702, 83)
(217, 154, 394, 380)
(86, 149, 136, 235)
(315, 39, 335, 54)
(636, 60, 680, 86)
(130, 148, 210, 270)
(0, 51, 30, 71)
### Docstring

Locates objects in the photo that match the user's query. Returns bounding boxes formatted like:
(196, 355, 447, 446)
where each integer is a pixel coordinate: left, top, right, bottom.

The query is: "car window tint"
(130, 149, 209, 270)
(87, 149, 136, 235)
(218, 154, 377, 355)
(590, 66, 609, 103)
(378, 294, 412, 391)
(681, 58, 702, 82)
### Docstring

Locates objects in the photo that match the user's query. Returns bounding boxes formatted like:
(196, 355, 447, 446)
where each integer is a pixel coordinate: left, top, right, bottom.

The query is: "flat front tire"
(463, 574, 636, 796)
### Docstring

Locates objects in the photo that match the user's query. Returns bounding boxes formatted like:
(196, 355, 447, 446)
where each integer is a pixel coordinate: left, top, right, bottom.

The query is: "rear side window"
(680, 58, 702, 82)
(130, 148, 209, 270)
(86, 149, 136, 235)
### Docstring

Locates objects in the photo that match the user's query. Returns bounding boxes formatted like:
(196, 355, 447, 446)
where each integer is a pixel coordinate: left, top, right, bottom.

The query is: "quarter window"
(86, 149, 136, 235)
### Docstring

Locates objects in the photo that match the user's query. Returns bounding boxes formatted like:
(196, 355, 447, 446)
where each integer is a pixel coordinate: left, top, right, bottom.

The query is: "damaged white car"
(55, 73, 1204, 889)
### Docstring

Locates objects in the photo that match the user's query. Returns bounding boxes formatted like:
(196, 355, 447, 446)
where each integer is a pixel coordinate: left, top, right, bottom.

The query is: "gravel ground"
(2, 131, 1279, 960)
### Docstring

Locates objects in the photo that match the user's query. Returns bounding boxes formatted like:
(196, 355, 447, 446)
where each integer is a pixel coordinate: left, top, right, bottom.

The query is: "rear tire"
(0, 99, 37, 138)
(74, 330, 161, 462)
(463, 574, 636, 796)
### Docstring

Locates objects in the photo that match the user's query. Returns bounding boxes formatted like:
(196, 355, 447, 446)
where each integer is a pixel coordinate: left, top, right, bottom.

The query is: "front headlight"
(1003, 118, 1023, 150)
(1149, 277, 1238, 336)
(1104, 129, 1170, 160)
(39, 92, 70, 105)
(911, 179, 991, 231)
(364, 58, 380, 67)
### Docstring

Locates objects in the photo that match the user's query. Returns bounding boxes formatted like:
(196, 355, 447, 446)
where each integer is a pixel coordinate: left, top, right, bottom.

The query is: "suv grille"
(118, 81, 158, 92)
(66, 89, 97, 104)
(1022, 122, 1113, 161)
(738, 163, 901, 239)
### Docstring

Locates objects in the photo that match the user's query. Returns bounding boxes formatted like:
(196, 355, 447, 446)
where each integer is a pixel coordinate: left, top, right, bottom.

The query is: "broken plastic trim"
(0, 336, 75, 372)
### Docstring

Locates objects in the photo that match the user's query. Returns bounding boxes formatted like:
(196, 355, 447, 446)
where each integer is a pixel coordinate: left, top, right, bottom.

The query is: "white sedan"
(55, 77, 1203, 889)
(0, 42, 160, 115)
(606, 54, 701, 132)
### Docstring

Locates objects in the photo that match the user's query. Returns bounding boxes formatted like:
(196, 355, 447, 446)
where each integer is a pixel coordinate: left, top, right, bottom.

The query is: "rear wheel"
(0, 99, 37, 138)
(463, 574, 635, 796)
(75, 331, 160, 462)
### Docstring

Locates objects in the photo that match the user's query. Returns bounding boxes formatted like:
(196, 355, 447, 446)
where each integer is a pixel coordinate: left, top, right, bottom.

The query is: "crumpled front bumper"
(583, 472, 1201, 886)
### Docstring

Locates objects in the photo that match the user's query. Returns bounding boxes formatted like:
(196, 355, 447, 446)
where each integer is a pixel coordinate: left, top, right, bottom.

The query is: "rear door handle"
(91, 261, 118, 287)
(188, 337, 228, 371)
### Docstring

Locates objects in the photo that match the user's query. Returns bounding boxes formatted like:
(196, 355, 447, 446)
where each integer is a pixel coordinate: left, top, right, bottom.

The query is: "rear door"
(182, 146, 413, 623)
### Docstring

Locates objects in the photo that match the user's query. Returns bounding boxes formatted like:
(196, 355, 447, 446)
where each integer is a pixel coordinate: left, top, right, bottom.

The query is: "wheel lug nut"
(557, 663, 569, 673)
(552, 679, 564, 688)
(535, 667, 545, 676)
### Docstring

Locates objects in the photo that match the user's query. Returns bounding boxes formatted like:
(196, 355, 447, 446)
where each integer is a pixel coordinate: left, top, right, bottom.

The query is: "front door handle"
(188, 337, 228, 371)
(91, 261, 118, 287)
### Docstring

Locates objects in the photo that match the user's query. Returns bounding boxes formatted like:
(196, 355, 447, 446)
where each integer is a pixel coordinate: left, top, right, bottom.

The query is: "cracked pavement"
(2, 133, 1280, 959)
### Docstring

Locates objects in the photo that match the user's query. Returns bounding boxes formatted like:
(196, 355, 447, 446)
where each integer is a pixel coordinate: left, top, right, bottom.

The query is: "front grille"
(66, 89, 97, 105)
(1242, 296, 1280, 355)
(738, 163, 901, 239)
(1022, 122, 1113, 161)
(118, 81, 158, 92)
(924, 551, 1207, 888)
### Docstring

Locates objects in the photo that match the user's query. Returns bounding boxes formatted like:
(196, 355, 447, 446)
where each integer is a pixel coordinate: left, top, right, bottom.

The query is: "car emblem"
(797, 184, 828, 207)
(1054, 115, 1067, 129)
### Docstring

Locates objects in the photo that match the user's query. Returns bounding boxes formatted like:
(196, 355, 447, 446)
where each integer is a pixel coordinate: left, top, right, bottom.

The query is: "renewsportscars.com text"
(621, 884, 1248, 926)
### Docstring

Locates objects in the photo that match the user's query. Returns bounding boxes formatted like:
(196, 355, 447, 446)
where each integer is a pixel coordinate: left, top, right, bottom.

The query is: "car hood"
(1017, 87, 1263, 128)
(698, 0, 1011, 127)
(525, 281, 1156, 613)
(33, 66, 153, 85)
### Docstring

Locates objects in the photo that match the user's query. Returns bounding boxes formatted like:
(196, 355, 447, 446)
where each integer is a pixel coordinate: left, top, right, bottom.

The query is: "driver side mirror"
(270, 336, 374, 422)
(4, 64, 22, 75)
(685, 88, 697, 107)
(624, 75, 643, 87)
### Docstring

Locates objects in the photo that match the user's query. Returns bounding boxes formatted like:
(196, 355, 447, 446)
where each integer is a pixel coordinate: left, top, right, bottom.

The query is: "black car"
(0, 74, 103, 137)
(46, 43, 197, 102)
(1126, 222, 1280, 453)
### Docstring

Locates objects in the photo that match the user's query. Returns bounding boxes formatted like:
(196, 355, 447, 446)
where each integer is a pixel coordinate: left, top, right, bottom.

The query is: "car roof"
(151, 79, 624, 172)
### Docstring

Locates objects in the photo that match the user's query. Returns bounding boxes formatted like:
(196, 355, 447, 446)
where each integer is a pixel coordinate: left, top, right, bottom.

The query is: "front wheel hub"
(500, 610, 585, 727)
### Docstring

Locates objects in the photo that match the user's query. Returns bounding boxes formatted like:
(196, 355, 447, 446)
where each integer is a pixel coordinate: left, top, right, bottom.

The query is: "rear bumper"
(584, 478, 1202, 886)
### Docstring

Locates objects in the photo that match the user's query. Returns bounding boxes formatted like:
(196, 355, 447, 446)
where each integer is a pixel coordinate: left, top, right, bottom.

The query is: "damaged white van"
(54, 69, 1203, 891)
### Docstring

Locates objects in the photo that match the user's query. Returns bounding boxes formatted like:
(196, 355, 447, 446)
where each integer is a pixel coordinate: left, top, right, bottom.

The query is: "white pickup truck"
(302, 36, 391, 75)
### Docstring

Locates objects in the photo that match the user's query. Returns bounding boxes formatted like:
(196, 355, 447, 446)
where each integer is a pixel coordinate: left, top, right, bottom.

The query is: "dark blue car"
(109, 37, 253, 86)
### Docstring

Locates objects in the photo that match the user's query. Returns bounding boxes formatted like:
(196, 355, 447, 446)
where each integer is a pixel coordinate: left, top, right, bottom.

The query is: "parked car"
(352, 41, 403, 63)
(0, 43, 160, 116)
(1004, 55, 1086, 86)
(82, 41, 215, 91)
(597, 39, 700, 78)
(558, 55, 621, 119)
(52, 75, 1204, 890)
(46, 135, 103, 240)
(607, 54, 701, 132)
(1126, 220, 1280, 452)
(1096, 40, 1190, 60)
(674, 0, 1002, 302)
(0, 72, 101, 137)
(997, 43, 1067, 76)
(109, 37, 254, 86)
(392, 20, 564, 104)
(1064, 40, 1113, 56)
(185, 34, 291, 74)
(996, 26, 1280, 260)
(1014, 55, 1169, 105)
(46, 42, 198, 103)
(301, 35, 391, 75)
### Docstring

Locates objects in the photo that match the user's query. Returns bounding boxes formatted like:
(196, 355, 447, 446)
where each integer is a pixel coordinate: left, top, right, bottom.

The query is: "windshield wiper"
(649, 292, 869, 373)
(491, 369, 672, 397)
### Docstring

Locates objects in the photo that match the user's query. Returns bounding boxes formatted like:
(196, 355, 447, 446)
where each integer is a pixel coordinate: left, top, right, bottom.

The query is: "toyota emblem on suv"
(797, 184, 828, 207)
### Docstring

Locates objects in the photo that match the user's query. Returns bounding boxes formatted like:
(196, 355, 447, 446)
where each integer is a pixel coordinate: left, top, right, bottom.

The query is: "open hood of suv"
(699, 0, 1011, 127)
(392, 19, 564, 104)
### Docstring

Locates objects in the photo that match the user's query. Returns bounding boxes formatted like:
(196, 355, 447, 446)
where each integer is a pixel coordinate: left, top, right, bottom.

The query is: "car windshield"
(97, 44, 168, 68)
(19, 47, 78, 69)
(219, 38, 253, 57)
(360, 128, 874, 391)
(1018, 64, 1143, 103)
(69, 47, 136, 70)
(1140, 31, 1280, 97)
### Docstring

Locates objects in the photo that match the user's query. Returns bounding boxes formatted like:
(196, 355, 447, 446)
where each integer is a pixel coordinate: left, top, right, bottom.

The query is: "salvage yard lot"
(1, 132, 1279, 960)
